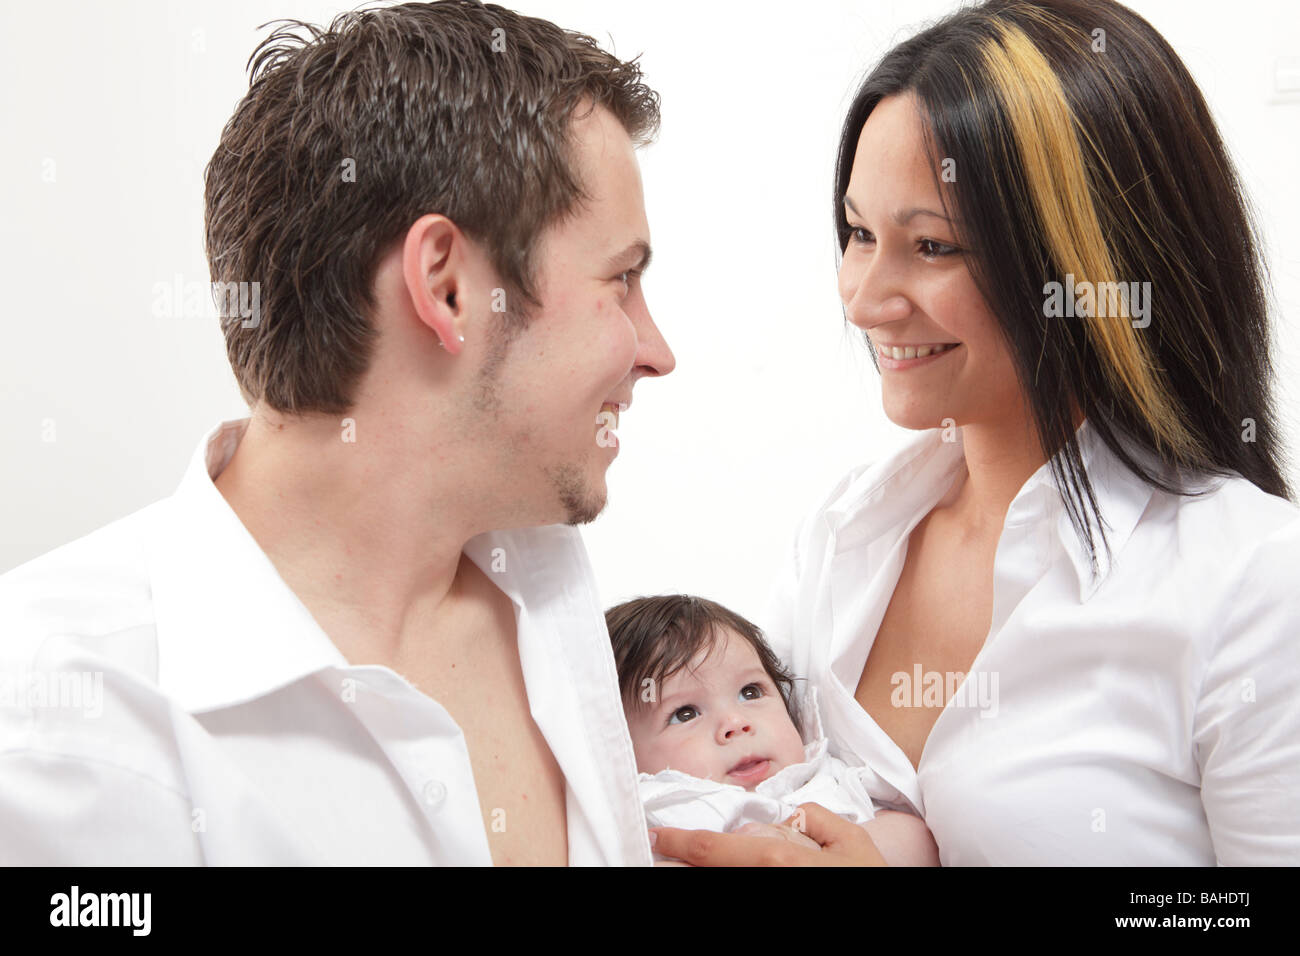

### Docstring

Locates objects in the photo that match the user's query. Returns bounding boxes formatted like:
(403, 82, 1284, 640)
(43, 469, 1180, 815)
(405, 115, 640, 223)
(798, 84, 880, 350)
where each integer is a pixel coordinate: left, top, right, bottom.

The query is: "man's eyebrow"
(604, 239, 653, 274)
(843, 195, 950, 226)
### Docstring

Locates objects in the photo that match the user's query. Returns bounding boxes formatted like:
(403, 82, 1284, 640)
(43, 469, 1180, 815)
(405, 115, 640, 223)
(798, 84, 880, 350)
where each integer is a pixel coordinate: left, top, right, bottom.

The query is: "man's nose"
(839, 252, 914, 332)
(631, 299, 676, 379)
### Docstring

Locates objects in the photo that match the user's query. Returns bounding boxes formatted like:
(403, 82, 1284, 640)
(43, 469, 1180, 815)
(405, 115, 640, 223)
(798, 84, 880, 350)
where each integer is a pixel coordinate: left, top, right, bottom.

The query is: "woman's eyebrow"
(844, 194, 950, 226)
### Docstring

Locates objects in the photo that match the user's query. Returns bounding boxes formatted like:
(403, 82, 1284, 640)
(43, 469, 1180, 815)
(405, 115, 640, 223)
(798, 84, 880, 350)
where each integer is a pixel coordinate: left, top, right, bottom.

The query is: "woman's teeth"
(883, 343, 958, 360)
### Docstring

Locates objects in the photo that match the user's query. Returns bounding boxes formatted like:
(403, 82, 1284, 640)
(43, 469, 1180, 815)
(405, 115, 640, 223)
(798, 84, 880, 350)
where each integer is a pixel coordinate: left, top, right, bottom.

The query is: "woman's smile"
(876, 342, 962, 370)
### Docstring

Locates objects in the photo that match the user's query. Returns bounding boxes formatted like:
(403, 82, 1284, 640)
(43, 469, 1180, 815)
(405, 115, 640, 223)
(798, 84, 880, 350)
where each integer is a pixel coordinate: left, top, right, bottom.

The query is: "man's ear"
(402, 213, 467, 355)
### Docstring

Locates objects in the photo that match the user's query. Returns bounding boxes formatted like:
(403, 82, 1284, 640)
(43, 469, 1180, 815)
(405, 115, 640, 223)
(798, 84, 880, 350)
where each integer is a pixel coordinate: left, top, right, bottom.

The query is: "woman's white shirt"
(762, 420, 1300, 865)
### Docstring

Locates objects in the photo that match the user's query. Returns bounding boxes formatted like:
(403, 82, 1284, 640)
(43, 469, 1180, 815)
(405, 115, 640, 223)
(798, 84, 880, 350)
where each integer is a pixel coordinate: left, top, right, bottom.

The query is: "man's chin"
(545, 462, 607, 526)
(563, 501, 604, 526)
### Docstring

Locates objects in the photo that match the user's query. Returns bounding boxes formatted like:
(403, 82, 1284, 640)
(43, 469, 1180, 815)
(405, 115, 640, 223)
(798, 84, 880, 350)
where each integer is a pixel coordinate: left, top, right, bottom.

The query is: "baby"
(606, 593, 939, 865)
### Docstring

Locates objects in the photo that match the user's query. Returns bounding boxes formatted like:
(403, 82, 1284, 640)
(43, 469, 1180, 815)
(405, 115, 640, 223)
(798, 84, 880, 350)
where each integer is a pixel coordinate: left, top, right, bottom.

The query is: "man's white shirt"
(0, 419, 653, 866)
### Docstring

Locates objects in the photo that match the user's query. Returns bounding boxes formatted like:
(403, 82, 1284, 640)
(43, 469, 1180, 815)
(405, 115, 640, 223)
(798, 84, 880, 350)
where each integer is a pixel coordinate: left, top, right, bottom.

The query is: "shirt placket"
(343, 667, 493, 865)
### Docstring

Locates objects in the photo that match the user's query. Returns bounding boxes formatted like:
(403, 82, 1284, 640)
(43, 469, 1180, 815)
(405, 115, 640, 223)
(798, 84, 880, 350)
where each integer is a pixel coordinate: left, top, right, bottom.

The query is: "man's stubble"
(470, 309, 606, 527)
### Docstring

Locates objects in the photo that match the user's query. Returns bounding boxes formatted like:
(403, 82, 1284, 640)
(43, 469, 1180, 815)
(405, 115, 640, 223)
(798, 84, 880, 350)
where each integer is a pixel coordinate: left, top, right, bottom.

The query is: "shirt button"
(421, 779, 447, 808)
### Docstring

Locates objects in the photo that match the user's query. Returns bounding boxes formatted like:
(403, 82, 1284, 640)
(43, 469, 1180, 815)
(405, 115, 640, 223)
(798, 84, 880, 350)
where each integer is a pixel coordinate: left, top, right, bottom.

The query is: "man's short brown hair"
(204, 0, 660, 415)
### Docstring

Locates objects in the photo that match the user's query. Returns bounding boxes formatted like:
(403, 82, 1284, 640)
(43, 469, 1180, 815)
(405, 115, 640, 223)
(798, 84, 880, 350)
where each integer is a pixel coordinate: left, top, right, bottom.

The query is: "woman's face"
(838, 92, 1027, 433)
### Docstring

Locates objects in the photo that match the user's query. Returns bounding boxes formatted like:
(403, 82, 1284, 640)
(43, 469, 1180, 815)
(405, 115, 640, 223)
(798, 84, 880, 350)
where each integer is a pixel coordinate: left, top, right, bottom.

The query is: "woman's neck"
(944, 406, 1085, 533)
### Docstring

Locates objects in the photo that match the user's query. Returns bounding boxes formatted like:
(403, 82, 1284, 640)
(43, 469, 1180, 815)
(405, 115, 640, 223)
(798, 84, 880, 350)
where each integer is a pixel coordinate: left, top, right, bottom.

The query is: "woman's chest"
(915, 700, 1213, 864)
(852, 519, 997, 771)
(831, 587, 1212, 863)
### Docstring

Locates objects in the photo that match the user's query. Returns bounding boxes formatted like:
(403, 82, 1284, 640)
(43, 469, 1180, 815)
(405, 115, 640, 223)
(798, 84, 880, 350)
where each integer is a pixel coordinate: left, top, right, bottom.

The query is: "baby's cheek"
(632, 730, 696, 777)
(625, 716, 660, 774)
(776, 721, 808, 767)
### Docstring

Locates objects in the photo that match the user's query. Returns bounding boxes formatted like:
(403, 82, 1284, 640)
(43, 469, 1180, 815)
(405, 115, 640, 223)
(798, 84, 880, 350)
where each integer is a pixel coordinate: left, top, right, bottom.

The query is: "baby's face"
(625, 629, 806, 790)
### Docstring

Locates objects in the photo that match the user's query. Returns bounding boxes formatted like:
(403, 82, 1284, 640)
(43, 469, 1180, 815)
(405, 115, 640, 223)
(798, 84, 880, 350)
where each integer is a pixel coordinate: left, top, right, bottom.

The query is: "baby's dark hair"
(604, 594, 802, 735)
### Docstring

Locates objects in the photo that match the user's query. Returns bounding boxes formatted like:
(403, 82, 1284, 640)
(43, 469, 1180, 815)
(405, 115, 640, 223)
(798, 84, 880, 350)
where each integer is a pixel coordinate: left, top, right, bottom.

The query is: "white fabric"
(0, 418, 652, 866)
(639, 689, 877, 832)
(762, 419, 1300, 865)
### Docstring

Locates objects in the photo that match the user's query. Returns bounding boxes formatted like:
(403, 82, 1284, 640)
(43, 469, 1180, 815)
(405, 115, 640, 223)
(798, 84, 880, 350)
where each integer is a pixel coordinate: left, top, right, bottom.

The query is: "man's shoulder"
(0, 499, 169, 669)
(0, 500, 188, 806)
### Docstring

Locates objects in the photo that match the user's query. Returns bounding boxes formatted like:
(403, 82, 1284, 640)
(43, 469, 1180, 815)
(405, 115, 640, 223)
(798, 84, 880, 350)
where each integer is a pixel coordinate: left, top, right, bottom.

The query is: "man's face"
(470, 103, 675, 526)
(625, 629, 807, 791)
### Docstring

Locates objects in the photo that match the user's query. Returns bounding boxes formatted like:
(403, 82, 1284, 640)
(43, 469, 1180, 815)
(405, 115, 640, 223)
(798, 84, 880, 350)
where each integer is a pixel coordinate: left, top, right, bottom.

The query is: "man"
(0, 1, 673, 865)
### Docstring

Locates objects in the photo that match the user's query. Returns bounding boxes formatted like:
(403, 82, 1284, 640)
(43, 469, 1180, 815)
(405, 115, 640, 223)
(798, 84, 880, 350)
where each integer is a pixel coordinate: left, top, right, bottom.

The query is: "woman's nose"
(840, 257, 913, 330)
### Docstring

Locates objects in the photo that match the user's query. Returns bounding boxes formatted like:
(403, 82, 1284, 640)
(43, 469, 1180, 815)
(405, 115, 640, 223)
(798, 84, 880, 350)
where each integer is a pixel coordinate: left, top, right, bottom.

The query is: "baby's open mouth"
(727, 757, 772, 781)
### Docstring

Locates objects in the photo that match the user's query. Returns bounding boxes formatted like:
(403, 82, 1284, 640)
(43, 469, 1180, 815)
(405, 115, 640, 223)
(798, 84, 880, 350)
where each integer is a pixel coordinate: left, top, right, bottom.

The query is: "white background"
(2, 0, 1297, 626)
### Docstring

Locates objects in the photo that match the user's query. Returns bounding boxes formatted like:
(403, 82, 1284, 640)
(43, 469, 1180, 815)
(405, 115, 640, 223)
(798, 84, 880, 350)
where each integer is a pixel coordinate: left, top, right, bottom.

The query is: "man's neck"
(213, 410, 485, 663)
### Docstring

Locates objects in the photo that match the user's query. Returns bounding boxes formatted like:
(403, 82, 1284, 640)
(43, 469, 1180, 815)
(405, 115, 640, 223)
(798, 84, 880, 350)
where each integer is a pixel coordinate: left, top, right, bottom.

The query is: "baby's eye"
(739, 684, 764, 701)
(668, 706, 698, 725)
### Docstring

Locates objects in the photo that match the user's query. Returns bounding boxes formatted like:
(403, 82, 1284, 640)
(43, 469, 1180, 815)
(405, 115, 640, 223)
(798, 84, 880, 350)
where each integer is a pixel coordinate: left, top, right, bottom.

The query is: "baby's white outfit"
(638, 689, 877, 833)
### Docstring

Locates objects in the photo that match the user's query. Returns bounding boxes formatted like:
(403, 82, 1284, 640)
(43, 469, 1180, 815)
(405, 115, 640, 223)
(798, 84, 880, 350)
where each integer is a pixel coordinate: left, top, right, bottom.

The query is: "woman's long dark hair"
(834, 0, 1291, 574)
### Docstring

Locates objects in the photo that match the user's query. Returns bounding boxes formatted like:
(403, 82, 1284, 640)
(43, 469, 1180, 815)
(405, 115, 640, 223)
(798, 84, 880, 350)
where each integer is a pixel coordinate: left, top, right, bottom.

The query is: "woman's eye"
(668, 706, 697, 725)
(739, 684, 764, 701)
(846, 228, 956, 259)
(918, 239, 957, 258)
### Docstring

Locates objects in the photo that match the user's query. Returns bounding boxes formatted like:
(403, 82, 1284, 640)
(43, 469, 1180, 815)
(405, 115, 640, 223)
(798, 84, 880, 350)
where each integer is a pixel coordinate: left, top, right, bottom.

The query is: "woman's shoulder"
(1144, 473, 1300, 643)
(803, 428, 949, 521)
(1079, 424, 1298, 607)
(1159, 472, 1300, 566)
(1175, 468, 1299, 522)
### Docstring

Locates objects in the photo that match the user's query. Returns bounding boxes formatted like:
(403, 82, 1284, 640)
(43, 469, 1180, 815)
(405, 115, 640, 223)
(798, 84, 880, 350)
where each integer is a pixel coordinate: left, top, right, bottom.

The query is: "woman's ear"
(402, 213, 467, 354)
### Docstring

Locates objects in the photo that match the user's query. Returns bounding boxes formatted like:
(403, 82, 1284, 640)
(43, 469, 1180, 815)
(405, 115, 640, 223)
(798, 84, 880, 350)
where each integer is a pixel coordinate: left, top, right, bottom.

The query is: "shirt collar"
(146, 419, 563, 714)
(822, 418, 1155, 604)
(149, 418, 350, 713)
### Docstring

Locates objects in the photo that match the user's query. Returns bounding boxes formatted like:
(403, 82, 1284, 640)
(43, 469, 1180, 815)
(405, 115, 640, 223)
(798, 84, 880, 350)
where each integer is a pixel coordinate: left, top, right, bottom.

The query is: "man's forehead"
(564, 105, 650, 250)
(569, 100, 636, 174)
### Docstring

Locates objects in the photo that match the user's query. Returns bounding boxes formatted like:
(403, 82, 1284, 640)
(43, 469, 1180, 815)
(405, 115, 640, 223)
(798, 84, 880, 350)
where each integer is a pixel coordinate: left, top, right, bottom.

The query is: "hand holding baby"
(652, 802, 888, 866)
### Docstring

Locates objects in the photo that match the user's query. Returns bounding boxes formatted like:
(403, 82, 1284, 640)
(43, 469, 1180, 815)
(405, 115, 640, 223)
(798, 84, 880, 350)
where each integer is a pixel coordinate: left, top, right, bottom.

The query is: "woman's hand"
(649, 802, 888, 866)
(862, 809, 941, 866)
(731, 820, 823, 850)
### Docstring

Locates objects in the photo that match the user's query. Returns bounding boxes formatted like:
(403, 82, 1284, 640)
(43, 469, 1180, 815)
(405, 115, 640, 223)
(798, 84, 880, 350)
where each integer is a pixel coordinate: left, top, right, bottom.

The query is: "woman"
(652, 0, 1300, 865)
